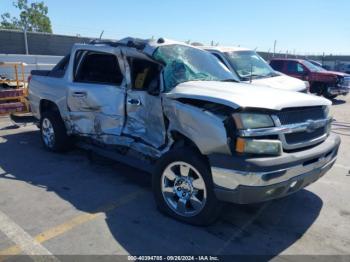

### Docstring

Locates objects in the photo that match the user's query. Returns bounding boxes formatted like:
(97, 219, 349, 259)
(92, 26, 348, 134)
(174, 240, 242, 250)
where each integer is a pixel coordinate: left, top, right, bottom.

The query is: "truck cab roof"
(86, 37, 197, 57)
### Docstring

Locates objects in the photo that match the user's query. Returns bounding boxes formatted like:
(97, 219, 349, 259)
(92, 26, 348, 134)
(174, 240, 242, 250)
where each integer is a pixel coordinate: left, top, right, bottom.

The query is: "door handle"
(127, 98, 141, 106)
(72, 91, 87, 97)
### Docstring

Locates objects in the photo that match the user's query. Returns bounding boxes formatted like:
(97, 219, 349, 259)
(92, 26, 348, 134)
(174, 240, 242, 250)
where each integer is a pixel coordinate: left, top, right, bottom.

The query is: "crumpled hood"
(251, 75, 306, 92)
(166, 81, 331, 110)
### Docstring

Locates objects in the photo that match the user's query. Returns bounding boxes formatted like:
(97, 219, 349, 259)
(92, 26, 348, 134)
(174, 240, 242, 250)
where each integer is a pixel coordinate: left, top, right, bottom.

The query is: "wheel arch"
(40, 99, 60, 115)
(170, 130, 201, 152)
(39, 99, 69, 130)
(169, 130, 211, 170)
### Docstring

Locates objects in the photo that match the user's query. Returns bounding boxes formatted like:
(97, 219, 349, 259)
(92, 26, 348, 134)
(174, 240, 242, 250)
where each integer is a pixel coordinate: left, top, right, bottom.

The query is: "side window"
(297, 63, 305, 73)
(287, 61, 304, 74)
(270, 60, 284, 71)
(74, 51, 123, 85)
(49, 54, 70, 78)
(128, 58, 160, 93)
(286, 61, 297, 73)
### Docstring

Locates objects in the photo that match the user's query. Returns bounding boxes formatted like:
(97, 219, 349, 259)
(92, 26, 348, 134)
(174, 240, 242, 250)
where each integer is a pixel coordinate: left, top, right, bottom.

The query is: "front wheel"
(152, 148, 222, 225)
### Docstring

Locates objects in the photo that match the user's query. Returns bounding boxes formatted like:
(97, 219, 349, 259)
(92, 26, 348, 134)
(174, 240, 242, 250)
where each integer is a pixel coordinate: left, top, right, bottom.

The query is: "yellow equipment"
(0, 62, 30, 115)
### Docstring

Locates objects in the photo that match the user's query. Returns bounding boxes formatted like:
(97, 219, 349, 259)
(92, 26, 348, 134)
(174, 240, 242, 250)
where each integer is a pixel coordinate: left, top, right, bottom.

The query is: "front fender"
(163, 99, 231, 155)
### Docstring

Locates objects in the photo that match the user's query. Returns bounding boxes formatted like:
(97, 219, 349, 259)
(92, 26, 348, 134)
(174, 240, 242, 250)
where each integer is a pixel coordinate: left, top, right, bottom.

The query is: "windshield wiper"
(250, 74, 262, 78)
(240, 74, 262, 81)
(265, 72, 279, 77)
(221, 79, 239, 82)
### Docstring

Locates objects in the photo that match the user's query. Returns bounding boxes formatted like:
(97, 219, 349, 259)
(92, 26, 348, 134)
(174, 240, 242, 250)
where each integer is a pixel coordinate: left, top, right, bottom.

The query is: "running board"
(76, 142, 155, 174)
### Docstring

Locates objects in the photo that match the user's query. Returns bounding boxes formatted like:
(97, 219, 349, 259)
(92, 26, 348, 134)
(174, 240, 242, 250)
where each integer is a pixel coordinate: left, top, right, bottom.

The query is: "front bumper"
(327, 86, 350, 96)
(209, 133, 340, 204)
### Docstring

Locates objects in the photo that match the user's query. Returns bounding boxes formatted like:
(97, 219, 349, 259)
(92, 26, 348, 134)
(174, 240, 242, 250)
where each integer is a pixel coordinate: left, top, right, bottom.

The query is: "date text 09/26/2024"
(127, 256, 219, 261)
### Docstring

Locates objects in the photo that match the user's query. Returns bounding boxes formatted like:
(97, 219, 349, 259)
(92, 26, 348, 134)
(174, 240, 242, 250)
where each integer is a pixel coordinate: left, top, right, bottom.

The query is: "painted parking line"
(0, 210, 59, 261)
(0, 190, 145, 257)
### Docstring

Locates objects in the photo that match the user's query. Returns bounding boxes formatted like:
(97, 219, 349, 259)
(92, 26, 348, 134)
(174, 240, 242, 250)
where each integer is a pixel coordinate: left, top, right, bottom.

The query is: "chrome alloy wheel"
(161, 161, 207, 217)
(41, 118, 55, 148)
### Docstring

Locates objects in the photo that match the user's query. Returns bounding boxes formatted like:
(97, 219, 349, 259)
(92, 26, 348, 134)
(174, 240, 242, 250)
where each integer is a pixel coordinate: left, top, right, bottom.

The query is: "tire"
(323, 86, 337, 99)
(152, 148, 222, 226)
(40, 111, 72, 152)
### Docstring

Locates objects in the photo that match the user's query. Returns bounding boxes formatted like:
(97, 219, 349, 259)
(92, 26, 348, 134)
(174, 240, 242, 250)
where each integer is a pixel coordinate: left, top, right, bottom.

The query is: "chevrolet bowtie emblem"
(305, 120, 323, 133)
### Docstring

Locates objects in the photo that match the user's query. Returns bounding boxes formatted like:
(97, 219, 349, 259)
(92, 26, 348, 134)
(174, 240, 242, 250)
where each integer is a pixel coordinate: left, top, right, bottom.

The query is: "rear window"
(74, 51, 123, 85)
(270, 60, 284, 71)
(49, 54, 70, 78)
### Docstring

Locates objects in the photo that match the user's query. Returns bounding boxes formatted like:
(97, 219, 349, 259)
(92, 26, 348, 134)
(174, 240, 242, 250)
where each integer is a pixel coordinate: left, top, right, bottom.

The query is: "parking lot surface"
(0, 96, 350, 258)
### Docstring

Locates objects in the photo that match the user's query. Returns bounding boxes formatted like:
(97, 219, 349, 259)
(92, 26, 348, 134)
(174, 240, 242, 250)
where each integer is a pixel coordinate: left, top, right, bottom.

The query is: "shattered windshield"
(225, 51, 278, 81)
(153, 45, 237, 91)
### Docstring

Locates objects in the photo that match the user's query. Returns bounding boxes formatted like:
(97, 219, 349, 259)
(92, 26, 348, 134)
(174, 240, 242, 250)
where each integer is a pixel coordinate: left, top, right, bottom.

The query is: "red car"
(270, 58, 350, 99)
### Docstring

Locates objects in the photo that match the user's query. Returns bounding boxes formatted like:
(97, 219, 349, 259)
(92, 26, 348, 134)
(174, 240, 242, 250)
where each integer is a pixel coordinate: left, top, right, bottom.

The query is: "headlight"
(323, 105, 330, 118)
(236, 138, 282, 155)
(233, 113, 274, 129)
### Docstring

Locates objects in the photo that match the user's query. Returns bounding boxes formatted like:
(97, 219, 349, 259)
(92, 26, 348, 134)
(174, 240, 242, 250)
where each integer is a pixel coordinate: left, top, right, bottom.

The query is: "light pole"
(23, 28, 29, 55)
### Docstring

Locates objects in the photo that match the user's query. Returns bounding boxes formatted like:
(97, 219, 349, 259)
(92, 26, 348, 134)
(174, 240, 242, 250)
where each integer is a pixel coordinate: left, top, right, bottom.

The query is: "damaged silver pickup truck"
(28, 38, 340, 225)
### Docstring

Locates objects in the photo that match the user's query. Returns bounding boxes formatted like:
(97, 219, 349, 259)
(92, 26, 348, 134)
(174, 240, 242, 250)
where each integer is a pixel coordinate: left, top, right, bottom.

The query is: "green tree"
(0, 0, 52, 33)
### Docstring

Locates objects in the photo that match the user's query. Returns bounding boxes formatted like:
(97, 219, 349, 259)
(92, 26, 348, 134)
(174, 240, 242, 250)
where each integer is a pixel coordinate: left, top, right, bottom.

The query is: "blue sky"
(1, 0, 349, 54)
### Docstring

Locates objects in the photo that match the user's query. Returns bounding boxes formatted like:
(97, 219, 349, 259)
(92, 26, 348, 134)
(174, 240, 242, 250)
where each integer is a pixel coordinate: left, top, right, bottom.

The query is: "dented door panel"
(67, 82, 125, 135)
(123, 90, 166, 148)
(67, 46, 127, 137)
(121, 50, 167, 149)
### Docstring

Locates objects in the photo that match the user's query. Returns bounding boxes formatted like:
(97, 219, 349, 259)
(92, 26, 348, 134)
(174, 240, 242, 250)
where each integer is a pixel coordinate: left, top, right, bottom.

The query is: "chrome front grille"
(276, 106, 326, 125)
(273, 106, 329, 150)
(284, 126, 326, 144)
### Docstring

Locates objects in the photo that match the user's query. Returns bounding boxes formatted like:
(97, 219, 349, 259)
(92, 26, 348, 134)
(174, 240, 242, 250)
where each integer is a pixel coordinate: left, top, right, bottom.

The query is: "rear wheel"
(40, 111, 72, 152)
(153, 148, 222, 225)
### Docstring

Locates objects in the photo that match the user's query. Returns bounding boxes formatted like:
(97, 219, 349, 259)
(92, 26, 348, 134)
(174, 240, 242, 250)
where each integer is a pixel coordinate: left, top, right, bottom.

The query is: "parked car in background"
(308, 60, 322, 67)
(334, 63, 350, 74)
(28, 38, 340, 225)
(340, 64, 350, 74)
(346, 64, 350, 74)
(307, 60, 332, 71)
(270, 58, 350, 99)
(203, 46, 309, 92)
